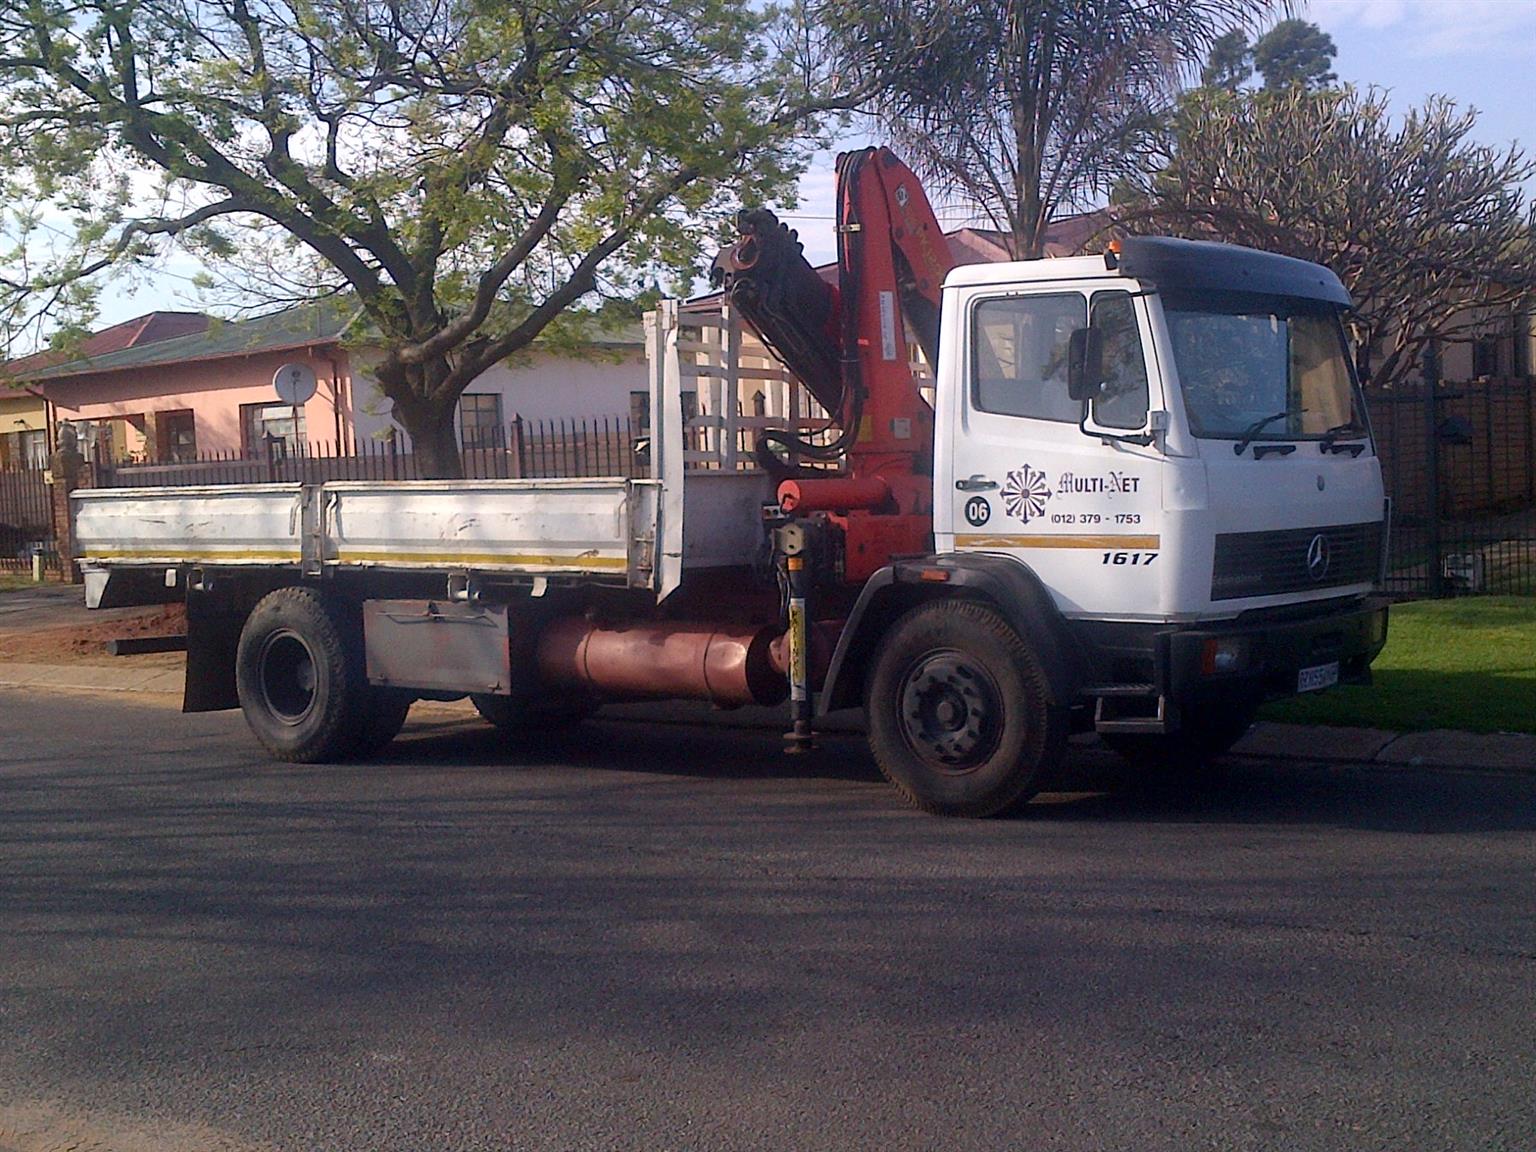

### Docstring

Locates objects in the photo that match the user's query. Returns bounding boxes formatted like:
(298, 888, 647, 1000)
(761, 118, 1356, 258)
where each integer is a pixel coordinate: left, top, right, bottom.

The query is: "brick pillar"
(49, 427, 87, 585)
(142, 410, 161, 462)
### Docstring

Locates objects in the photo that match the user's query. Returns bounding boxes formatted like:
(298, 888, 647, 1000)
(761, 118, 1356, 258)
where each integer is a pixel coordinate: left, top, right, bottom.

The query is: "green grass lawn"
(0, 573, 46, 593)
(1261, 596, 1536, 734)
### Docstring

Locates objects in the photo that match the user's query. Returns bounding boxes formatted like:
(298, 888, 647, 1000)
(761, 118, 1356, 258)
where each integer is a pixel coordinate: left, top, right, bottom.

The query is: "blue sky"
(1312, 0, 1536, 158)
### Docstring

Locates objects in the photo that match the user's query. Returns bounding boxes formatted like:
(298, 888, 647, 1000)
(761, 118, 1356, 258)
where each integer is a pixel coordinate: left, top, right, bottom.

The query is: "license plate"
(1298, 662, 1340, 693)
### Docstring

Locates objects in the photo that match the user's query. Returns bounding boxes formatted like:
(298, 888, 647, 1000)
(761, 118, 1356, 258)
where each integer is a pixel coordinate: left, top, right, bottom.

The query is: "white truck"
(73, 148, 1388, 816)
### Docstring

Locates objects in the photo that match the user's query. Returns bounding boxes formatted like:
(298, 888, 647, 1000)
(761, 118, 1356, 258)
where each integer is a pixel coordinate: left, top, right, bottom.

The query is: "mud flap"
(183, 587, 244, 712)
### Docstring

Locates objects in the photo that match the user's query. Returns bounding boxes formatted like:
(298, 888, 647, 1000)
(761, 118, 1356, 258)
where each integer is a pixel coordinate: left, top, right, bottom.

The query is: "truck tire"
(236, 587, 370, 763)
(865, 599, 1067, 818)
(352, 689, 414, 758)
(1102, 701, 1258, 779)
(470, 692, 595, 736)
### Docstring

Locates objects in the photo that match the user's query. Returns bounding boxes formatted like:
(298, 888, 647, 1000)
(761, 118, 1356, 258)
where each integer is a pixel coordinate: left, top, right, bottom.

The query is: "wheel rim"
(897, 648, 1005, 773)
(258, 629, 319, 725)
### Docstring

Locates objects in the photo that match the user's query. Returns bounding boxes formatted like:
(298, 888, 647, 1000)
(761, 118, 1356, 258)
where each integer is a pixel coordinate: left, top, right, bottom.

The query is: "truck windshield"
(1164, 298, 1364, 444)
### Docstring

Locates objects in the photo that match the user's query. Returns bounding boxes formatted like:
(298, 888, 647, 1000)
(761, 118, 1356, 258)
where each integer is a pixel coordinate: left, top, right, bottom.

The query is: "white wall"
(347, 345, 646, 446)
(468, 346, 646, 423)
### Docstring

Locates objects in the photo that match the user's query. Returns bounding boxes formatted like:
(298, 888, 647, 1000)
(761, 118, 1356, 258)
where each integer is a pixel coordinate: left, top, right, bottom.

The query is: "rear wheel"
(865, 599, 1067, 818)
(471, 691, 596, 737)
(353, 689, 414, 757)
(236, 587, 369, 763)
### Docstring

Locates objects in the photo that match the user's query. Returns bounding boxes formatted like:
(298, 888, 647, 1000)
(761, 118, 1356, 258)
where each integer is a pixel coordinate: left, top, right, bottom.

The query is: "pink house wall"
(43, 348, 360, 455)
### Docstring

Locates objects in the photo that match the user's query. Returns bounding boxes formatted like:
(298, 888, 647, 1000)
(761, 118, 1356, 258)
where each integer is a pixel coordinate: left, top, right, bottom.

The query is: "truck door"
(941, 286, 1165, 618)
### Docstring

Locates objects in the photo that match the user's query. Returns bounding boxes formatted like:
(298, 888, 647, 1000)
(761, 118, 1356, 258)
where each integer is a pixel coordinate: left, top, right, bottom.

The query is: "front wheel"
(865, 599, 1067, 818)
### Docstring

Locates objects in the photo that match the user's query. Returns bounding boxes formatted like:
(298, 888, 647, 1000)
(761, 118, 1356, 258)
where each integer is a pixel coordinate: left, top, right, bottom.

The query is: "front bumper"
(1162, 596, 1390, 706)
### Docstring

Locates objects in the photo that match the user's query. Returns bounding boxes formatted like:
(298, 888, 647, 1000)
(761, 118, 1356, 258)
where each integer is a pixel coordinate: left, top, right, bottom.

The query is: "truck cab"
(922, 236, 1387, 741)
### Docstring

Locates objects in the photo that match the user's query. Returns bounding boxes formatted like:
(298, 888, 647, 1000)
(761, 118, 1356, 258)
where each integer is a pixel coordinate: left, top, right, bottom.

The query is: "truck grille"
(1211, 522, 1381, 601)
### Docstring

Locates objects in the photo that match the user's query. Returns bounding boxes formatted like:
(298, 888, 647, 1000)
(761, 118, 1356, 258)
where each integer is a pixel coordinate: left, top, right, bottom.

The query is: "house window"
(1471, 337, 1500, 380)
(458, 393, 504, 449)
(242, 403, 307, 457)
(1, 429, 44, 469)
(20, 429, 47, 468)
(156, 410, 197, 463)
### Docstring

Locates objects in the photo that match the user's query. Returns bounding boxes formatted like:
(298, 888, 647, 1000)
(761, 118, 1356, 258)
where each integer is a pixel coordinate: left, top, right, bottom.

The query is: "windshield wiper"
(1233, 410, 1293, 456)
(1320, 421, 1367, 456)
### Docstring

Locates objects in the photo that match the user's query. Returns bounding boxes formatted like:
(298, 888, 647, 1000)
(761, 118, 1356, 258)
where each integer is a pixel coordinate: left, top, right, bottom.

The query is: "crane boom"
(711, 147, 953, 475)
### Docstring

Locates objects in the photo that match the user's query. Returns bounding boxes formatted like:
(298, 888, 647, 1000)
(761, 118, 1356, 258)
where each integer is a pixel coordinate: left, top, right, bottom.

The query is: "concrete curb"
(1230, 721, 1535, 773)
(4, 661, 1532, 775)
(0, 661, 185, 695)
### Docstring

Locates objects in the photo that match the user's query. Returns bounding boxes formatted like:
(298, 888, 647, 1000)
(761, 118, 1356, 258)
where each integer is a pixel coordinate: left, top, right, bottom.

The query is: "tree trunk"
(377, 356, 466, 480)
(410, 413, 464, 480)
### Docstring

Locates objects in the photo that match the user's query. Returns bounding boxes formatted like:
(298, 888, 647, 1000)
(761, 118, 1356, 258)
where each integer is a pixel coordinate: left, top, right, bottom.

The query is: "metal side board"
(73, 477, 662, 589)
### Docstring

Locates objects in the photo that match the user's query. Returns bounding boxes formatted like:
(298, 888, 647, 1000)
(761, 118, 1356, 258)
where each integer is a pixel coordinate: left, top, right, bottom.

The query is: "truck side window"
(1089, 292, 1150, 430)
(971, 294, 1086, 422)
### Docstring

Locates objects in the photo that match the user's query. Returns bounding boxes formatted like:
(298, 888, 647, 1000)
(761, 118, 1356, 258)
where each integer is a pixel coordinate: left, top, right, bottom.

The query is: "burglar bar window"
(242, 403, 307, 457)
(458, 393, 504, 449)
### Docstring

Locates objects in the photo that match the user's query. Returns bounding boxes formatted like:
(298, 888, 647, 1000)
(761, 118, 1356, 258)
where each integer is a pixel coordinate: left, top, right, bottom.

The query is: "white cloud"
(1306, 0, 1536, 59)
(1311, 0, 1408, 30)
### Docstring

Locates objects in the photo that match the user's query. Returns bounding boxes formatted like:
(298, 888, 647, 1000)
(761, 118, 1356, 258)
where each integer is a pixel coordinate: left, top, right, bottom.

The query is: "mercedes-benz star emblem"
(1306, 533, 1331, 581)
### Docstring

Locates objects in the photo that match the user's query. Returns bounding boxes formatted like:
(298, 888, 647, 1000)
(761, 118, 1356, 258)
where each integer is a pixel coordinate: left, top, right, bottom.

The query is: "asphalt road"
(2, 690, 1533, 1152)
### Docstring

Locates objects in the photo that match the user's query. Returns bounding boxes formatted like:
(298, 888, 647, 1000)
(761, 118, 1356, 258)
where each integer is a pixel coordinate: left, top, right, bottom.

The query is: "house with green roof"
(16, 302, 647, 463)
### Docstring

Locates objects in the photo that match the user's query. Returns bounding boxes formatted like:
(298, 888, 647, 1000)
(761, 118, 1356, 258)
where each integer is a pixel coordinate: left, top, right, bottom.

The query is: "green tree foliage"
(1201, 29, 1252, 93)
(1252, 18, 1336, 90)
(1127, 86, 1536, 389)
(818, 0, 1279, 259)
(0, 0, 843, 475)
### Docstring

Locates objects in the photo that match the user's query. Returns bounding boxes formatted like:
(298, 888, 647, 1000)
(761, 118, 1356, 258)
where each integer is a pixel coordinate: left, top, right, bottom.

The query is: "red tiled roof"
(950, 211, 1118, 259)
(3, 311, 209, 378)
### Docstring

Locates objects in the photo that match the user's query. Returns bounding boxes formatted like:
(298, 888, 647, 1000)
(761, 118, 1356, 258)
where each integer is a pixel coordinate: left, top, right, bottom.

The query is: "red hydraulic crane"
(710, 147, 956, 582)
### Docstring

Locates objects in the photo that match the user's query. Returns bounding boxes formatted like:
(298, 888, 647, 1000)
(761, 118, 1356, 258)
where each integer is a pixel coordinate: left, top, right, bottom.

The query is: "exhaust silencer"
(537, 618, 788, 708)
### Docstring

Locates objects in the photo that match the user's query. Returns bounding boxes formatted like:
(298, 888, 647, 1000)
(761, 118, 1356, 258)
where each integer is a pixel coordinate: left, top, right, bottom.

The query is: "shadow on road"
(370, 710, 1536, 836)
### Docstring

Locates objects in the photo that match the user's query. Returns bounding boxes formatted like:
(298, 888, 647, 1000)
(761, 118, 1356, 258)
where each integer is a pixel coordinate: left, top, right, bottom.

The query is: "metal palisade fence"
(0, 461, 59, 574)
(94, 415, 642, 487)
(1368, 377, 1536, 597)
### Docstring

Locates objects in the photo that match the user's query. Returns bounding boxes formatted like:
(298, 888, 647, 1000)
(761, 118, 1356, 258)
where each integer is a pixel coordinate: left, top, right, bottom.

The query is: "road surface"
(1, 690, 1532, 1151)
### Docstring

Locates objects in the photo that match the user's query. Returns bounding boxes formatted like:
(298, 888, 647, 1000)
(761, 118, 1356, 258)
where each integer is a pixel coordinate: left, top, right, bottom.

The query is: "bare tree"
(1125, 86, 1536, 389)
(818, 0, 1282, 258)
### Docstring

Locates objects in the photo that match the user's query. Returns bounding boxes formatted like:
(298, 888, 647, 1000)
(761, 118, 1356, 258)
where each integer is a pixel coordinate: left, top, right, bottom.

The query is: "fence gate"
(1369, 377, 1536, 597)
(0, 463, 57, 575)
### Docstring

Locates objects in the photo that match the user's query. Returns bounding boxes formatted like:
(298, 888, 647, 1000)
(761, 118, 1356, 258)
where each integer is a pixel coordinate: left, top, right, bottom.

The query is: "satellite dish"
(273, 362, 319, 405)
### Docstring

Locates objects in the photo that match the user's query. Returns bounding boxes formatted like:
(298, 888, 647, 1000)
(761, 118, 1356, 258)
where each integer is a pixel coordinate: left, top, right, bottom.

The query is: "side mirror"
(1067, 328, 1103, 401)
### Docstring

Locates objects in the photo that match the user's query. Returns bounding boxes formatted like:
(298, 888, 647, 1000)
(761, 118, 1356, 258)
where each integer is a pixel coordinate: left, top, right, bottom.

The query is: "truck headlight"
(1201, 637, 1250, 676)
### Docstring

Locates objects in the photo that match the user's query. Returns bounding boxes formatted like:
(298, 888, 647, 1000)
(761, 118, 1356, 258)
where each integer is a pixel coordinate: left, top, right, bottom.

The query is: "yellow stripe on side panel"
(956, 534, 1161, 550)
(82, 547, 628, 571)
(332, 549, 629, 570)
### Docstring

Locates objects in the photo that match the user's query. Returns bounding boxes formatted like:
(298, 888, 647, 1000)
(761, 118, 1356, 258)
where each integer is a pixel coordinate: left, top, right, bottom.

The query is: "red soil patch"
(0, 603, 187, 666)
